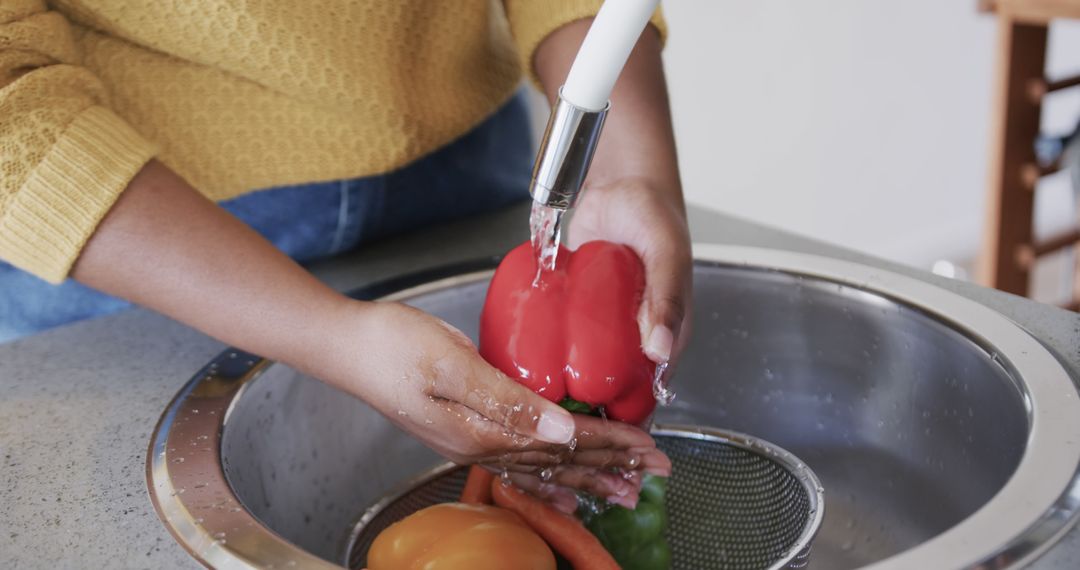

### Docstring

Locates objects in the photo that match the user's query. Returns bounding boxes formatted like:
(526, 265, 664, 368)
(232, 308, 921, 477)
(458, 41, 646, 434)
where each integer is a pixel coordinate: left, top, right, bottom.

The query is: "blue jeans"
(0, 94, 532, 343)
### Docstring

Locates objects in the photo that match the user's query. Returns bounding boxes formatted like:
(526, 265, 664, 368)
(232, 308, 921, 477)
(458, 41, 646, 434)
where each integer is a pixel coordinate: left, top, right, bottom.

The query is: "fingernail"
(608, 494, 638, 509)
(644, 325, 674, 362)
(536, 411, 575, 444)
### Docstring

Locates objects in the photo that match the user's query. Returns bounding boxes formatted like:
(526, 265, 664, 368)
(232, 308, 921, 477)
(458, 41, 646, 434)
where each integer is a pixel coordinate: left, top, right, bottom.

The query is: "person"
(0, 1, 691, 510)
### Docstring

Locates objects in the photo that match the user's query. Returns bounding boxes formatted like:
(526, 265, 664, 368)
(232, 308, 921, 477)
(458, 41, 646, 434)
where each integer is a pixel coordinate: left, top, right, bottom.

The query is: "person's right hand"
(308, 301, 671, 508)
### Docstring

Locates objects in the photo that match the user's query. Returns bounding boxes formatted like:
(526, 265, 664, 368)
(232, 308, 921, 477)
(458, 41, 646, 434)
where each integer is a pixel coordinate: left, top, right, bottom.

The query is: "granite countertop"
(1, 202, 1078, 569)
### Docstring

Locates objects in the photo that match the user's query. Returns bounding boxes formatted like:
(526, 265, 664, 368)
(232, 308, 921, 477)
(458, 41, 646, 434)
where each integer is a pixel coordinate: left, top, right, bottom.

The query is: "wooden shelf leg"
(978, 16, 1047, 296)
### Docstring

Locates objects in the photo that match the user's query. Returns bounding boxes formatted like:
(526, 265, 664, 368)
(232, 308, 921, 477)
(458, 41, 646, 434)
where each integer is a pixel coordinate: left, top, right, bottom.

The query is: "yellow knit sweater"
(0, 1, 664, 284)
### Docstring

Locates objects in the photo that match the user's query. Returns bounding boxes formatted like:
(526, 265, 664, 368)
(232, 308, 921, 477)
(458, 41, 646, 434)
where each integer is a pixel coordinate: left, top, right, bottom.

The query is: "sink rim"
(691, 245, 1080, 569)
(146, 244, 1080, 569)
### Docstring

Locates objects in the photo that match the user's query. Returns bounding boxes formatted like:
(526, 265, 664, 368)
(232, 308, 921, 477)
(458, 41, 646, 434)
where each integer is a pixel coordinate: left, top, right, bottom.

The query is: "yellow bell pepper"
(367, 502, 556, 570)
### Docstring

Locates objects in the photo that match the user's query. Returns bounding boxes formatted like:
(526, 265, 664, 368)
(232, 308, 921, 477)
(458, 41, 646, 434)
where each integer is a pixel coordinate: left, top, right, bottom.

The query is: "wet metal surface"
(150, 247, 1080, 569)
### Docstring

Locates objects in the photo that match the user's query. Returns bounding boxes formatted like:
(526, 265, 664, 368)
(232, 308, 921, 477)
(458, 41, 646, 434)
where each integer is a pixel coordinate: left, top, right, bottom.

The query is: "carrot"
(491, 479, 619, 570)
(460, 465, 495, 504)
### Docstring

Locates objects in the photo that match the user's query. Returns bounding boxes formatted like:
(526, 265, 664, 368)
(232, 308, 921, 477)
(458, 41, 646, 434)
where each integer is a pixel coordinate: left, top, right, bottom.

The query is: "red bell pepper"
(479, 240, 656, 425)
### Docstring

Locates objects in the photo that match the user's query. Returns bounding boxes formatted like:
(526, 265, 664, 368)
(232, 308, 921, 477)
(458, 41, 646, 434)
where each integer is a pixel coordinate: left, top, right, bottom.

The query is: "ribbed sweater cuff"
(506, 0, 668, 89)
(0, 106, 158, 284)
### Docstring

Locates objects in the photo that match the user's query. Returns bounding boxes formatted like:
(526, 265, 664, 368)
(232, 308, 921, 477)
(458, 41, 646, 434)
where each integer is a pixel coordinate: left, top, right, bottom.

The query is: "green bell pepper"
(559, 398, 672, 568)
(581, 474, 672, 570)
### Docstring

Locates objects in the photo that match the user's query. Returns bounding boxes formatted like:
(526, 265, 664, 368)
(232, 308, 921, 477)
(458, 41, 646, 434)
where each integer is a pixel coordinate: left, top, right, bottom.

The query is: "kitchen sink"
(147, 245, 1080, 569)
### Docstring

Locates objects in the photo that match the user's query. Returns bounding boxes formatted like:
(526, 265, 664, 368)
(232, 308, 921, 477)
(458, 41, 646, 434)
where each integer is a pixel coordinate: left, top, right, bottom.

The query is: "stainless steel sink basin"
(148, 245, 1080, 569)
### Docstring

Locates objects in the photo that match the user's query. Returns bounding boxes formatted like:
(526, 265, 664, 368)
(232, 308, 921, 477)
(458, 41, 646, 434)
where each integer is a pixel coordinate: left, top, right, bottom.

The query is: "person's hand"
(568, 177, 692, 366)
(533, 18, 691, 368)
(310, 301, 671, 508)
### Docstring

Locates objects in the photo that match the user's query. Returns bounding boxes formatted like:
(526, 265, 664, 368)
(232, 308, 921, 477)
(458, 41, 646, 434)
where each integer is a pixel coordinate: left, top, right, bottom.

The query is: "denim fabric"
(0, 93, 532, 343)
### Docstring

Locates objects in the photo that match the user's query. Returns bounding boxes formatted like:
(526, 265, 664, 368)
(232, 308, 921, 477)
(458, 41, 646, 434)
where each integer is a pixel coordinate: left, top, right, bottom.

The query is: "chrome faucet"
(528, 91, 608, 211)
(527, 0, 659, 211)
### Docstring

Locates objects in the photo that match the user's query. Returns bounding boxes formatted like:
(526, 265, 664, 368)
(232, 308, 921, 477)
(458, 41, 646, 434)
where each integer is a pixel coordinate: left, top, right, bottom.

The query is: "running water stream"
(529, 201, 564, 284)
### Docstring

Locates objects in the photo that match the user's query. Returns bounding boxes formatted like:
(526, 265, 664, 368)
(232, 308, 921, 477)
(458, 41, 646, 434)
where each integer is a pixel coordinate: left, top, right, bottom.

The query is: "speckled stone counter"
(2, 202, 1078, 569)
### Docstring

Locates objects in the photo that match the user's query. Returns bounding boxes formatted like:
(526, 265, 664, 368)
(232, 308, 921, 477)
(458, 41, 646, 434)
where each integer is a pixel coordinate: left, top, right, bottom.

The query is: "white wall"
(656, 1, 1080, 271)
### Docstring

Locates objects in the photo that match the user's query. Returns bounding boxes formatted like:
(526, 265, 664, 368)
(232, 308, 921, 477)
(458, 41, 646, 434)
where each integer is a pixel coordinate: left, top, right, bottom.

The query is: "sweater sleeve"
(0, 0, 157, 283)
(502, 0, 667, 89)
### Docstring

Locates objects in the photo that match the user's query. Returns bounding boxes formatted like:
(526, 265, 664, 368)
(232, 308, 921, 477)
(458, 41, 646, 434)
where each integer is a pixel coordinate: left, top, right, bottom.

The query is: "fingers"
(550, 466, 640, 508)
(630, 446, 672, 477)
(479, 446, 671, 478)
(567, 417, 670, 476)
(502, 472, 579, 514)
(481, 413, 655, 453)
(479, 449, 642, 470)
(504, 466, 642, 510)
(430, 357, 576, 445)
(637, 242, 693, 364)
(574, 414, 656, 450)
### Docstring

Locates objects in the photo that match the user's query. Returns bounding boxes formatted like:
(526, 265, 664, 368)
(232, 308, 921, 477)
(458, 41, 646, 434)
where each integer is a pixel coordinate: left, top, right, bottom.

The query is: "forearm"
(533, 19, 682, 206)
(71, 160, 355, 368)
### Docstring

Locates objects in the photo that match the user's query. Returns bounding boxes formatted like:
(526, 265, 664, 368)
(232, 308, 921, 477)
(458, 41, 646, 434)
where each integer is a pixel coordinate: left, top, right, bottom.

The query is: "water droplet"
(652, 362, 676, 406)
(539, 467, 553, 481)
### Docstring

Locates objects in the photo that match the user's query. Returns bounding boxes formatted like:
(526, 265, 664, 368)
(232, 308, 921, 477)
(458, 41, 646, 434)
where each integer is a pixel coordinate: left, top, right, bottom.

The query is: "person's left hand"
(567, 176, 692, 367)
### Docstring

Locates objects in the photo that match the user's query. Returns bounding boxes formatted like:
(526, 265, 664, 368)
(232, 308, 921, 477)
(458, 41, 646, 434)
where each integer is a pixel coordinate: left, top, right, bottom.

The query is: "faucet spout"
(528, 0, 659, 210)
(528, 88, 608, 211)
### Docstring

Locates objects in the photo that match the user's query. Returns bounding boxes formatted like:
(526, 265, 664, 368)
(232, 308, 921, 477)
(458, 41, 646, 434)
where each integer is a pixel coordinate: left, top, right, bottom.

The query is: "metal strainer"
(345, 425, 824, 570)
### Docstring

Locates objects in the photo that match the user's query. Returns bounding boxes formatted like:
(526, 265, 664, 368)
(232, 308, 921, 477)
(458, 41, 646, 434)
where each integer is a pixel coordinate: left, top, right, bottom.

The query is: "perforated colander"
(344, 425, 823, 569)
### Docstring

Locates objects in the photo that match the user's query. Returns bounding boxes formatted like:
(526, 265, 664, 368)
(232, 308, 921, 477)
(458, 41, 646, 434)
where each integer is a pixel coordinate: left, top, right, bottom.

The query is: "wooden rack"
(979, 0, 1080, 309)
